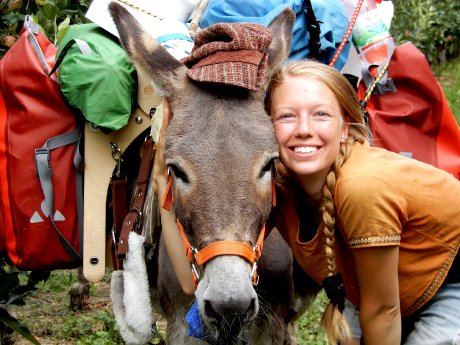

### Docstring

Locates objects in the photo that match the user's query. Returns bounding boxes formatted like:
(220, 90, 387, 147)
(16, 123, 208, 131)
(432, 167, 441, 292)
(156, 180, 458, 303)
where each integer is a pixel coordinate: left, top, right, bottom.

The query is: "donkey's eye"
(168, 164, 189, 184)
(259, 158, 275, 179)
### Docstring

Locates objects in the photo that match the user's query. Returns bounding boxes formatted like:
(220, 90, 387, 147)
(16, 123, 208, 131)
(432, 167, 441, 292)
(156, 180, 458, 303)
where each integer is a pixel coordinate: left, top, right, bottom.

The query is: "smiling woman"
(266, 60, 460, 345)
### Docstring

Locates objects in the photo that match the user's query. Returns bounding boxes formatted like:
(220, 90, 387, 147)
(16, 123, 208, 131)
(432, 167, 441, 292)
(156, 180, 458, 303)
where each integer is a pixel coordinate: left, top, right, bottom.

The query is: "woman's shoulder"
(339, 142, 458, 188)
(337, 142, 404, 192)
(335, 142, 460, 224)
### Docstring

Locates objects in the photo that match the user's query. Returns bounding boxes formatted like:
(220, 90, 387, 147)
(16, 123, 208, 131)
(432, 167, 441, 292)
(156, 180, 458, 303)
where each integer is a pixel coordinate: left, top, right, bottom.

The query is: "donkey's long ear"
(265, 8, 295, 81)
(109, 2, 188, 96)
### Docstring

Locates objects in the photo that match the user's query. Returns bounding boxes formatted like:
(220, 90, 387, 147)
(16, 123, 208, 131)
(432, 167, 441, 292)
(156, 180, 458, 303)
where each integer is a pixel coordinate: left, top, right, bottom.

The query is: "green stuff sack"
(56, 24, 137, 131)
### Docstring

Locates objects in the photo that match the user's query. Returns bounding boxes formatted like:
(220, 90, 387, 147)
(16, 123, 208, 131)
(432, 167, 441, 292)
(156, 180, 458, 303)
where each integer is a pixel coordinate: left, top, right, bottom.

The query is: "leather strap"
(302, 0, 322, 60)
(115, 137, 155, 268)
(111, 176, 128, 270)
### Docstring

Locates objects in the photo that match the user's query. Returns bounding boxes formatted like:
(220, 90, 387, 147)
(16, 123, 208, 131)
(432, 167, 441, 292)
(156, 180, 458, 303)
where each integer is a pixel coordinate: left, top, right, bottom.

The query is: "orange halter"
(161, 171, 276, 287)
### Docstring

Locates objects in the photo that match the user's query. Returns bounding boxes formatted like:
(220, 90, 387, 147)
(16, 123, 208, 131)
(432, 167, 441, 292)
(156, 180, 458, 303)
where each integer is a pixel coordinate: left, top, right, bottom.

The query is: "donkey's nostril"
(244, 297, 257, 321)
(204, 299, 221, 321)
(203, 295, 257, 322)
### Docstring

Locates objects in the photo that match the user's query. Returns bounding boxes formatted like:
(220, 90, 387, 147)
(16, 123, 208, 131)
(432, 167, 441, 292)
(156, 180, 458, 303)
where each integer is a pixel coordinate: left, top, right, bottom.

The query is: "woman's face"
(270, 75, 349, 190)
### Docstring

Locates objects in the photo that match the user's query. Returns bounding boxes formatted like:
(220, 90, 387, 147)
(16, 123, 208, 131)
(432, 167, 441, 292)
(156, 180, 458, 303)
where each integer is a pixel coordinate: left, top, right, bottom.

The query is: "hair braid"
(320, 138, 354, 345)
(266, 60, 369, 344)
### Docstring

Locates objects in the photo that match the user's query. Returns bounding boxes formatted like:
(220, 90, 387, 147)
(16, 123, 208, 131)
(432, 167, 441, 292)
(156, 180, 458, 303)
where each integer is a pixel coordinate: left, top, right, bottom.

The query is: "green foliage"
(54, 310, 124, 344)
(0, 258, 49, 344)
(296, 291, 328, 345)
(432, 55, 460, 122)
(391, 0, 460, 65)
(13, 269, 126, 344)
(0, 0, 91, 57)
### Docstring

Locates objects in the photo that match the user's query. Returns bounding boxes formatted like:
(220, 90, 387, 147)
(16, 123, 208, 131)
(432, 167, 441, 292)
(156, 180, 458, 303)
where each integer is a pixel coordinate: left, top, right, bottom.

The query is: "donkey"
(110, 4, 318, 344)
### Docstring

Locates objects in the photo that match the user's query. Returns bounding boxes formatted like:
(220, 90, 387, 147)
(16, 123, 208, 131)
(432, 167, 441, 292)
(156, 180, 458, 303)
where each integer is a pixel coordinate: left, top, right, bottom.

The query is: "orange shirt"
(274, 142, 460, 316)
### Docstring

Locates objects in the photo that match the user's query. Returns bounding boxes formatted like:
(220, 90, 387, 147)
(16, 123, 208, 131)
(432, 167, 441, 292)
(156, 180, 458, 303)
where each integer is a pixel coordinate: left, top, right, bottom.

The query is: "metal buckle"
(251, 244, 259, 286)
(131, 206, 143, 231)
(190, 247, 200, 282)
(111, 228, 117, 246)
(110, 142, 123, 177)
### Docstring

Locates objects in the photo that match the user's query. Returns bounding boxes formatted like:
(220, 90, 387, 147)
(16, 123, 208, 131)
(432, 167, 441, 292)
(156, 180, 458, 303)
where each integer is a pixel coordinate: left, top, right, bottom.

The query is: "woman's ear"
(340, 115, 350, 142)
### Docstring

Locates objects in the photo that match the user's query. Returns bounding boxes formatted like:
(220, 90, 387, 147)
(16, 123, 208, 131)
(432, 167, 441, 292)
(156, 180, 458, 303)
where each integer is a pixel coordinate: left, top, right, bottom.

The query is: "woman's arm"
(352, 245, 401, 345)
(153, 99, 195, 295)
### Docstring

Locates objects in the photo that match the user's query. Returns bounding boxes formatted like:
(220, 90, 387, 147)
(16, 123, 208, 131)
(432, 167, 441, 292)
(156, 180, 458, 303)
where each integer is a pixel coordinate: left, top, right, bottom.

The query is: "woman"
(265, 60, 460, 345)
(154, 60, 460, 345)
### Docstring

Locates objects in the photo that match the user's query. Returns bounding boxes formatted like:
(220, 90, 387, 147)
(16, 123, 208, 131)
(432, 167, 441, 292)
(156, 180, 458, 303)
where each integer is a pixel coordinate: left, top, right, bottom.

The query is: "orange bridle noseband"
(161, 172, 276, 287)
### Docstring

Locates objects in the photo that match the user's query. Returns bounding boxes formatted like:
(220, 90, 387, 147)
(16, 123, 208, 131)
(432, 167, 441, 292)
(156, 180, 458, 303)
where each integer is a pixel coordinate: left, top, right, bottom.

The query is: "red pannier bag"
(358, 42, 460, 180)
(0, 16, 82, 270)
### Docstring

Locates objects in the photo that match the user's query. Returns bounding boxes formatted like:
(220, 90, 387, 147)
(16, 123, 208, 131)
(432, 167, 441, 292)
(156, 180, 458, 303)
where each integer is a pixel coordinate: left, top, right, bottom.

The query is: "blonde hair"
(267, 60, 369, 345)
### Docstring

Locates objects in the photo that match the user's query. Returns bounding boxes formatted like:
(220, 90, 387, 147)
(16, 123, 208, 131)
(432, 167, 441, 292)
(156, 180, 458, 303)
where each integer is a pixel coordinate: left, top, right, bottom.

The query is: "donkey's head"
(110, 3, 294, 343)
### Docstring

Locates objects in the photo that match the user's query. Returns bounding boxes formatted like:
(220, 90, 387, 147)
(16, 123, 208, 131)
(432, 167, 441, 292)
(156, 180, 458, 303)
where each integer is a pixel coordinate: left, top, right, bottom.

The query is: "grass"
(11, 269, 125, 345)
(9, 269, 325, 344)
(10, 269, 326, 344)
(296, 292, 328, 344)
(432, 55, 460, 124)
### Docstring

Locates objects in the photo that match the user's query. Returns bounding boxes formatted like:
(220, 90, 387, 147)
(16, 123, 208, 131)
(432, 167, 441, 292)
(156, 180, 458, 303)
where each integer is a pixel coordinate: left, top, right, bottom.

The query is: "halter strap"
(161, 173, 273, 287)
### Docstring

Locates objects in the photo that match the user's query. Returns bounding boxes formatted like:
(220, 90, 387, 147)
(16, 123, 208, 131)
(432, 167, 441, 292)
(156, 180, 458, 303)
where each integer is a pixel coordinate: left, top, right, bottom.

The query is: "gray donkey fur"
(110, 3, 319, 344)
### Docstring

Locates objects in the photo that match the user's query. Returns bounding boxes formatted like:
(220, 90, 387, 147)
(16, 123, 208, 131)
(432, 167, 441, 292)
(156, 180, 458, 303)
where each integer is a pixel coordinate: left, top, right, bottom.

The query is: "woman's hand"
(153, 99, 196, 295)
(153, 98, 172, 195)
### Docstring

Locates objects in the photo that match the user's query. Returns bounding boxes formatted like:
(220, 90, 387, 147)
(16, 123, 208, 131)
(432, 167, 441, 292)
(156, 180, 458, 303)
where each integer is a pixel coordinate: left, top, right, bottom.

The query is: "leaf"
(4, 285, 37, 306)
(27, 271, 51, 287)
(55, 15, 69, 44)
(0, 308, 40, 345)
(0, 271, 19, 302)
(41, 2, 58, 20)
(1, 10, 24, 27)
(54, 0, 68, 10)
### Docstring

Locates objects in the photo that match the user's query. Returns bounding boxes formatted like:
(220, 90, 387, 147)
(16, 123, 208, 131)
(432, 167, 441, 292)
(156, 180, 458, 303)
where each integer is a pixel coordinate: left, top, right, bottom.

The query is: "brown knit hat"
(181, 22, 272, 92)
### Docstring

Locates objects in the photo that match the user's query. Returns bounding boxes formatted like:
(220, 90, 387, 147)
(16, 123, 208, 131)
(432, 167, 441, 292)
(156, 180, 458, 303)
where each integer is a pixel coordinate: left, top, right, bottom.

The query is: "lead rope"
(329, 0, 364, 68)
(361, 62, 390, 105)
(117, 0, 207, 39)
(359, 61, 390, 138)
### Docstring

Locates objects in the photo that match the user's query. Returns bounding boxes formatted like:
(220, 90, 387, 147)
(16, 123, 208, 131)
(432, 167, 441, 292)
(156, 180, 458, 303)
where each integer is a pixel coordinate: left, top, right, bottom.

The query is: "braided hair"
(267, 60, 369, 345)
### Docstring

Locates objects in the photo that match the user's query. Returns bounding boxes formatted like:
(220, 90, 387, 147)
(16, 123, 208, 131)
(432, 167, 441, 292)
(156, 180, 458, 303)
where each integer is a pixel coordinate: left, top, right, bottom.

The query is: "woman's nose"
(295, 114, 313, 137)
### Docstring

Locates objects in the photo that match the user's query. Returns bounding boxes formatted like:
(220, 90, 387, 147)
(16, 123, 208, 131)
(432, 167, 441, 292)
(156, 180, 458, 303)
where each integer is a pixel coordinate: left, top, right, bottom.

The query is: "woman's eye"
(278, 113, 295, 120)
(313, 111, 334, 120)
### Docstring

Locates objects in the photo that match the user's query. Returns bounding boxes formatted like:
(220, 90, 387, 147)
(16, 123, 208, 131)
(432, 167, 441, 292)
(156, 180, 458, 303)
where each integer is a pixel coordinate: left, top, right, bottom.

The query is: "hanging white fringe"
(111, 232, 153, 345)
